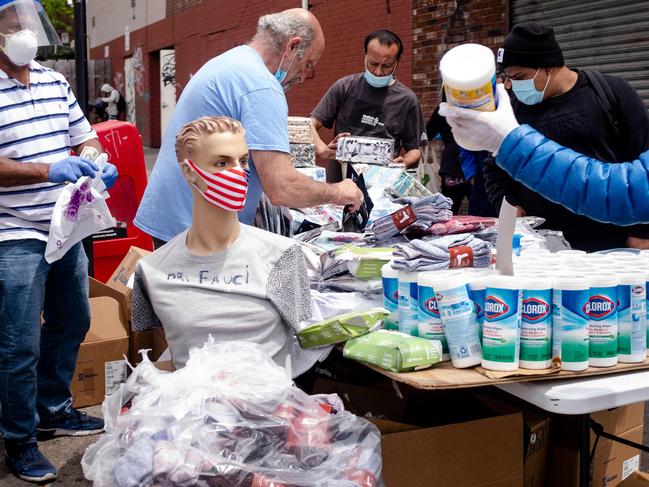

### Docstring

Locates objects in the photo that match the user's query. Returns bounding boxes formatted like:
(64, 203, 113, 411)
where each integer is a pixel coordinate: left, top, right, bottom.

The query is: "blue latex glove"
(100, 162, 118, 190)
(48, 156, 99, 183)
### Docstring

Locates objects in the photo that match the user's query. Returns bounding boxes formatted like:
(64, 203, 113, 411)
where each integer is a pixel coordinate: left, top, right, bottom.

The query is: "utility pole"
(73, 0, 94, 277)
(73, 0, 88, 115)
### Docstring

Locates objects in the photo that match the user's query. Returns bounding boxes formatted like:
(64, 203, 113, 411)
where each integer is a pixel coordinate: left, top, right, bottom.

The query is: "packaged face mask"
(323, 244, 394, 281)
(343, 329, 443, 372)
(45, 176, 116, 263)
(297, 307, 390, 349)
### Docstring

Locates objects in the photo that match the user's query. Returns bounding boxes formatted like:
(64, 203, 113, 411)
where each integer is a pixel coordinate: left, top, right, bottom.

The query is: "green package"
(334, 245, 394, 281)
(347, 259, 391, 280)
(297, 308, 390, 349)
(343, 329, 443, 372)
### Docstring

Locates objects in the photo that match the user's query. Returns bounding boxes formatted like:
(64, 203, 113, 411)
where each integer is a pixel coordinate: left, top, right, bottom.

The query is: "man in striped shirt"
(0, 1, 118, 482)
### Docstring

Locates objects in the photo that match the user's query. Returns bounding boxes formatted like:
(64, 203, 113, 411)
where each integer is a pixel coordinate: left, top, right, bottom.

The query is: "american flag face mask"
(184, 159, 248, 212)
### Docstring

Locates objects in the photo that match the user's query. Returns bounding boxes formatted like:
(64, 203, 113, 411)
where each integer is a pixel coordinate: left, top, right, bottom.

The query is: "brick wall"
(165, 0, 203, 16)
(412, 0, 507, 118)
(90, 0, 413, 147)
(90, 0, 508, 147)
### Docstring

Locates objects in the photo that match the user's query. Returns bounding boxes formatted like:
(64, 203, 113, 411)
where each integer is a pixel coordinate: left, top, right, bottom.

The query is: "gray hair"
(254, 11, 316, 56)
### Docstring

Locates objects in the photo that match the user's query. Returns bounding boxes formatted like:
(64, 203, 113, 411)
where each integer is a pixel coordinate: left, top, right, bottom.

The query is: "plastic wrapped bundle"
(254, 192, 293, 237)
(290, 143, 316, 167)
(288, 116, 314, 144)
(388, 171, 432, 199)
(336, 136, 394, 165)
(82, 340, 383, 487)
(392, 233, 493, 271)
(371, 194, 453, 241)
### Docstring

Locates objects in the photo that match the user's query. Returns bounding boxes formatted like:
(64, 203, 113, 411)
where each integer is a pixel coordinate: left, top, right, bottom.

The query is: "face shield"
(0, 0, 62, 47)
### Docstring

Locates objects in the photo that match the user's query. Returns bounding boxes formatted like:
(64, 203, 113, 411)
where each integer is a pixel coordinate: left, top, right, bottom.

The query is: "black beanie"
(497, 22, 564, 70)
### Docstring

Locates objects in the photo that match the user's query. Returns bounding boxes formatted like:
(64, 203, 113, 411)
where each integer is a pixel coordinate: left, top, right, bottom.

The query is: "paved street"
(0, 406, 101, 486)
(143, 146, 159, 176)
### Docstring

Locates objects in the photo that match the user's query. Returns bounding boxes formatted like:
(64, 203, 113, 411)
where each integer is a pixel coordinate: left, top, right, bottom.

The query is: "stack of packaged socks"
(372, 193, 453, 240)
(392, 233, 492, 271)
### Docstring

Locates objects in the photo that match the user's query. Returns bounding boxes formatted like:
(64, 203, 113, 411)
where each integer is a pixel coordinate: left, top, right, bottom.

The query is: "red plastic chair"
(91, 121, 154, 282)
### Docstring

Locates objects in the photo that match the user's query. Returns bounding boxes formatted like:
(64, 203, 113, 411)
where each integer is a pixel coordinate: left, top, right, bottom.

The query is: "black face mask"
(342, 164, 373, 233)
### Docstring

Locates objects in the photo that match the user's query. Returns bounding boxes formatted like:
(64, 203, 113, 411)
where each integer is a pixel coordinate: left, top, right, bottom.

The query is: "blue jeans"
(0, 239, 90, 444)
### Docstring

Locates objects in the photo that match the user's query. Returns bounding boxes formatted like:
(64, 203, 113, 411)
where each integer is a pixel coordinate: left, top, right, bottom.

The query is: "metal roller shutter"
(510, 0, 649, 109)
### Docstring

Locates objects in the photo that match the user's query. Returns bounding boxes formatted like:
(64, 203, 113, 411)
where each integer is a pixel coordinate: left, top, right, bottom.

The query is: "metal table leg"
(580, 413, 591, 487)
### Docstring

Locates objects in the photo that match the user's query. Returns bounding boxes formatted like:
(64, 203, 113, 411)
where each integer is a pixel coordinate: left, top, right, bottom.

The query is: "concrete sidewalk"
(143, 146, 159, 176)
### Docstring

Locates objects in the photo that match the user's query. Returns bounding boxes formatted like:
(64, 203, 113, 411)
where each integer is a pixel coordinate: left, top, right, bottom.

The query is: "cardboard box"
(592, 403, 645, 438)
(106, 245, 151, 297)
(312, 378, 407, 421)
(475, 393, 550, 487)
(620, 472, 649, 487)
(524, 414, 550, 487)
(593, 424, 644, 487)
(550, 425, 644, 487)
(374, 413, 524, 486)
(152, 326, 168, 361)
(548, 404, 645, 487)
(71, 279, 129, 408)
(105, 246, 156, 363)
(153, 360, 175, 372)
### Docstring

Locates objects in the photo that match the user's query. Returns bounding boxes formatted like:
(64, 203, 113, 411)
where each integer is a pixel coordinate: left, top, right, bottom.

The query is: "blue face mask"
(274, 41, 302, 89)
(510, 68, 550, 105)
(274, 69, 287, 83)
(364, 58, 396, 89)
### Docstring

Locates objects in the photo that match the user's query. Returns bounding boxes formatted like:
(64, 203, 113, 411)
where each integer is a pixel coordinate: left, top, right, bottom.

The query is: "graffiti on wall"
(133, 47, 145, 96)
(113, 71, 125, 93)
(124, 58, 137, 125)
(161, 50, 176, 87)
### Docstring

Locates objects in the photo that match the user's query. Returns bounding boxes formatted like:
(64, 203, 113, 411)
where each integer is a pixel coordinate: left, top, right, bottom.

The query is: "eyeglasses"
(501, 68, 542, 88)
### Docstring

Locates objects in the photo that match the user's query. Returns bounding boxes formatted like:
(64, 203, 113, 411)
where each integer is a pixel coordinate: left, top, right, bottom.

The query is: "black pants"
(441, 178, 471, 215)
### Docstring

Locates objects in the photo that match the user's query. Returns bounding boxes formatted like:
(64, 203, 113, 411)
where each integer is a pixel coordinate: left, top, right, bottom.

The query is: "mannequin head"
(176, 116, 248, 197)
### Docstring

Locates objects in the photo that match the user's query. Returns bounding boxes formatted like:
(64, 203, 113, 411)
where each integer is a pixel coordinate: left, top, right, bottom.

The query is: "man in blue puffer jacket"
(440, 84, 649, 227)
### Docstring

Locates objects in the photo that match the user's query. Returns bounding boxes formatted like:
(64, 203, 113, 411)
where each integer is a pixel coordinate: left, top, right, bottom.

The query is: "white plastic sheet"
(82, 340, 383, 487)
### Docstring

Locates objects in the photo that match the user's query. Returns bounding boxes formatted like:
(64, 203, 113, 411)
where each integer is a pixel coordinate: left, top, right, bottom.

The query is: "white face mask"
(1, 30, 38, 67)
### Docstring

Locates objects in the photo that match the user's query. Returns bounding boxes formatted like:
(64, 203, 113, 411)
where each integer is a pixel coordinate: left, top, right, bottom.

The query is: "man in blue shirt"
(135, 8, 364, 244)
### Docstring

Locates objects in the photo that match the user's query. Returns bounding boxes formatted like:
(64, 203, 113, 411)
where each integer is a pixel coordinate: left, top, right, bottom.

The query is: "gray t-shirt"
(311, 73, 428, 182)
(131, 224, 312, 370)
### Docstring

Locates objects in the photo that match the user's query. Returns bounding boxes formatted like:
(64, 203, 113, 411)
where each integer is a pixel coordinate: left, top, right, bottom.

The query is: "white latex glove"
(439, 83, 520, 154)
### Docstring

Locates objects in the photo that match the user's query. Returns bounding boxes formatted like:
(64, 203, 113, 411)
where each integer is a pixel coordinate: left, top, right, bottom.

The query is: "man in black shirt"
(311, 30, 427, 183)
(485, 22, 649, 251)
(427, 104, 496, 216)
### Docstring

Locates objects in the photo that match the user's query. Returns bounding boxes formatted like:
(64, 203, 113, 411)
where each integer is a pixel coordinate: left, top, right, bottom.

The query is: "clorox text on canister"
(588, 275, 618, 367)
(482, 276, 522, 371)
(520, 278, 553, 370)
